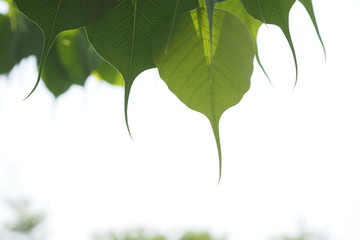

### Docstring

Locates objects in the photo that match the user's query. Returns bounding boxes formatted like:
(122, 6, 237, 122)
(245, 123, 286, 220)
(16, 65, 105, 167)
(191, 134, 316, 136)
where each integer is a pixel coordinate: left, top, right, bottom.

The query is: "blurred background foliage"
(0, 199, 328, 240)
(0, 0, 123, 98)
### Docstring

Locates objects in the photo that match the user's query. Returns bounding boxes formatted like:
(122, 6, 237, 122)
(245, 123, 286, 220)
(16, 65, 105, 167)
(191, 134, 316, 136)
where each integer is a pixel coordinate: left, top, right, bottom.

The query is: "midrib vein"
(48, 0, 62, 46)
(129, 0, 138, 80)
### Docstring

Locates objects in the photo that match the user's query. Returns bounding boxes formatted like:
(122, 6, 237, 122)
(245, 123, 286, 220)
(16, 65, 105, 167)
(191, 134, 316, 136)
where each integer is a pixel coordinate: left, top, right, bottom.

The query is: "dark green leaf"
(10, 14, 43, 62)
(42, 43, 73, 98)
(56, 29, 95, 86)
(13, 0, 120, 98)
(240, 0, 298, 83)
(86, 0, 199, 136)
(298, 0, 326, 58)
(0, 14, 16, 74)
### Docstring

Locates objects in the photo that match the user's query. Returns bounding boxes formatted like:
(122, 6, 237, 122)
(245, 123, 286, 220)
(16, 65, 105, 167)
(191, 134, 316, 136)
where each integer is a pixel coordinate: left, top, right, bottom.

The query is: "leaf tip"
(22, 72, 41, 101)
(124, 86, 134, 140)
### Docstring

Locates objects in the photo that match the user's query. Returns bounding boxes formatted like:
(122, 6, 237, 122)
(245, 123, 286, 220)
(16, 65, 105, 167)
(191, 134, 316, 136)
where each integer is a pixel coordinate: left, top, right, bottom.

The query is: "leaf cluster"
(0, 0, 324, 181)
(95, 230, 222, 240)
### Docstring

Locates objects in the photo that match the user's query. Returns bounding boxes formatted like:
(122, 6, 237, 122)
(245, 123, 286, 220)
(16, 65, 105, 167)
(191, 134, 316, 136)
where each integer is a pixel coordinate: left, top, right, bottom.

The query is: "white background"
(1, 1, 360, 240)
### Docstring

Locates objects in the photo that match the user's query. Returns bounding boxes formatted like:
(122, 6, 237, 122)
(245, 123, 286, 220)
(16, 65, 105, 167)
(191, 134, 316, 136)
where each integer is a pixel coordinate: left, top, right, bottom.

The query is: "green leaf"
(42, 28, 110, 96)
(0, 14, 16, 74)
(86, 0, 199, 136)
(152, 8, 254, 181)
(13, 0, 120, 98)
(216, 0, 270, 81)
(56, 29, 95, 86)
(10, 14, 43, 62)
(92, 61, 124, 86)
(42, 43, 72, 98)
(240, 0, 298, 83)
(298, 0, 326, 58)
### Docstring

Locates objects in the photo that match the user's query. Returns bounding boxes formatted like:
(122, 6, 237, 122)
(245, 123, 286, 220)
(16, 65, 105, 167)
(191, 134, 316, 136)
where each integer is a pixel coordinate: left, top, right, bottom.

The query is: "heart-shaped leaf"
(153, 8, 254, 181)
(86, 0, 199, 136)
(13, 0, 120, 98)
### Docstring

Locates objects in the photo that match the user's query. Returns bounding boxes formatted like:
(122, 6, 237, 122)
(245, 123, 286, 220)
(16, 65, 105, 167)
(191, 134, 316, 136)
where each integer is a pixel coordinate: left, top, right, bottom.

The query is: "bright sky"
(1, 1, 360, 240)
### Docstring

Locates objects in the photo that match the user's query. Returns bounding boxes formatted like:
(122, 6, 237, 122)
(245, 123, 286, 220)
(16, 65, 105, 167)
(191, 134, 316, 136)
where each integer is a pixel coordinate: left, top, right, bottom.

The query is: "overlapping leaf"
(93, 61, 124, 86)
(9, 14, 43, 62)
(240, 0, 298, 83)
(13, 0, 120, 98)
(86, 0, 199, 135)
(216, 0, 269, 80)
(42, 29, 93, 97)
(0, 13, 42, 74)
(153, 8, 254, 180)
(42, 29, 121, 97)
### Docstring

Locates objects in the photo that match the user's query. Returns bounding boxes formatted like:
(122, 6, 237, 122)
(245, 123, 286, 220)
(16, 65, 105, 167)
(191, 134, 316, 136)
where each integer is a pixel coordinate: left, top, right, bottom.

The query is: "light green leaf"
(86, 0, 198, 136)
(216, 0, 270, 81)
(240, 0, 298, 83)
(298, 0, 326, 58)
(152, 8, 254, 181)
(13, 0, 120, 98)
(92, 61, 124, 86)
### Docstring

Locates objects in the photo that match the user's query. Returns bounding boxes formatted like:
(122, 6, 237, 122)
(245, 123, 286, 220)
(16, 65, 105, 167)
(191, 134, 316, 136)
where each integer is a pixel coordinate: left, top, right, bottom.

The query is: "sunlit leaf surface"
(153, 8, 254, 180)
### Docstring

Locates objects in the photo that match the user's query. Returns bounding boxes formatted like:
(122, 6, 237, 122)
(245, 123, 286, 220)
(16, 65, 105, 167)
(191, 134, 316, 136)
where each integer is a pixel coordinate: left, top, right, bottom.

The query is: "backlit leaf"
(216, 0, 270, 81)
(153, 8, 254, 180)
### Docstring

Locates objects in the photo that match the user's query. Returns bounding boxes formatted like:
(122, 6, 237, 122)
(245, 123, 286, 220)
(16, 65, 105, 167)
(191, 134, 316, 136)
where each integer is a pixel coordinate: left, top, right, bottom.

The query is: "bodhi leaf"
(298, 0, 326, 58)
(86, 0, 199, 136)
(152, 8, 254, 181)
(216, 0, 270, 81)
(13, 0, 120, 99)
(240, 0, 298, 83)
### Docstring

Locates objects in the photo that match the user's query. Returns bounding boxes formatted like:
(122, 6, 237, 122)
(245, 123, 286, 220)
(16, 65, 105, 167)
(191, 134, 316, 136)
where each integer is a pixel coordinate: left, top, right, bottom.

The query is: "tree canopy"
(0, 0, 324, 181)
